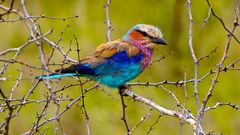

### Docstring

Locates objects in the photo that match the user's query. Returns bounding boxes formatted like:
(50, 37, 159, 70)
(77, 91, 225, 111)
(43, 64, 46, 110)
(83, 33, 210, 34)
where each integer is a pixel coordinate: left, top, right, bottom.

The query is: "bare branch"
(205, 102, 239, 112)
(198, 47, 218, 63)
(104, 0, 113, 42)
(201, 7, 212, 28)
(196, 1, 240, 134)
(129, 108, 152, 134)
(206, 0, 240, 44)
(0, 87, 14, 135)
(121, 86, 205, 135)
(187, 0, 200, 111)
(9, 69, 23, 100)
(118, 87, 130, 134)
(147, 115, 161, 135)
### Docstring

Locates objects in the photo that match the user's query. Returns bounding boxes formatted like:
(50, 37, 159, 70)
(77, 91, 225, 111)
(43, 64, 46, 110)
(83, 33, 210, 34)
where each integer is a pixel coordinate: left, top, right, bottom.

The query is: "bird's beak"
(153, 38, 167, 45)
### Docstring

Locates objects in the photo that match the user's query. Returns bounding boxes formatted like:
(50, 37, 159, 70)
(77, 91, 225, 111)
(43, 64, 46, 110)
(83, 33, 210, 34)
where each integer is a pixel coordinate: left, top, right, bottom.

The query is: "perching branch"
(121, 86, 205, 135)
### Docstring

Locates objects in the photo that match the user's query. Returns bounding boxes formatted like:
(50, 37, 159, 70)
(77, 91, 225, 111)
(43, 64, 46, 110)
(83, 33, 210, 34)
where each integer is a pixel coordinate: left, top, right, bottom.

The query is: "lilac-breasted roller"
(37, 24, 167, 88)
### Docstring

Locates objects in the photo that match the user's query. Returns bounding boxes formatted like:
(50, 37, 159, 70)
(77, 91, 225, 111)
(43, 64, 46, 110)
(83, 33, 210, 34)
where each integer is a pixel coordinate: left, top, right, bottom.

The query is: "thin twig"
(118, 87, 131, 134)
(183, 66, 188, 105)
(0, 88, 14, 135)
(129, 108, 153, 134)
(201, 7, 212, 27)
(104, 0, 113, 42)
(24, 85, 98, 135)
(204, 102, 239, 112)
(187, 0, 200, 111)
(206, 0, 240, 44)
(9, 68, 23, 100)
(0, 0, 15, 19)
(147, 115, 162, 135)
(198, 47, 218, 63)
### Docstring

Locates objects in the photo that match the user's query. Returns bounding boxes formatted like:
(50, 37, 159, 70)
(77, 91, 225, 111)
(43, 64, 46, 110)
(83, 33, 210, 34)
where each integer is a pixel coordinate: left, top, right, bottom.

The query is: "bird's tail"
(36, 73, 77, 80)
(36, 63, 94, 80)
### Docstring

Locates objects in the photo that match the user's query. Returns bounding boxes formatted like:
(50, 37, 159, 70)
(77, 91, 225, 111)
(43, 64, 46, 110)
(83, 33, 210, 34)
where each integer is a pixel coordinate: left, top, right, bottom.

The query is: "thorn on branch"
(223, 67, 227, 72)
(198, 47, 218, 63)
(233, 21, 238, 27)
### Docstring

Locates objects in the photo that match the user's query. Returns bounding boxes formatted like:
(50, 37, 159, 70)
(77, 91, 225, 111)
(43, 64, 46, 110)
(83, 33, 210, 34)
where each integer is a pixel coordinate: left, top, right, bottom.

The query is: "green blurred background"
(0, 0, 240, 134)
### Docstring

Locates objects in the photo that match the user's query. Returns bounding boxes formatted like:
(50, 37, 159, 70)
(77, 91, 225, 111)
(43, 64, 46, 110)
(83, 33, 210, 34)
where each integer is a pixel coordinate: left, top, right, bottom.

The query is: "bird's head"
(123, 24, 167, 49)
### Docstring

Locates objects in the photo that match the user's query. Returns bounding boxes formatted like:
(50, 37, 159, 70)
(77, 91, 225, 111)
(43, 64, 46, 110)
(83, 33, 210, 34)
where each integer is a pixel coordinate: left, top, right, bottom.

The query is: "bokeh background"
(0, 0, 240, 134)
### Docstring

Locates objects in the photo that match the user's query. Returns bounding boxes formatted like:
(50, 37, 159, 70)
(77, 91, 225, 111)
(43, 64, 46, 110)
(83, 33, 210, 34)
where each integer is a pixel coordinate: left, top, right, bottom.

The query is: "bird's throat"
(133, 42, 153, 69)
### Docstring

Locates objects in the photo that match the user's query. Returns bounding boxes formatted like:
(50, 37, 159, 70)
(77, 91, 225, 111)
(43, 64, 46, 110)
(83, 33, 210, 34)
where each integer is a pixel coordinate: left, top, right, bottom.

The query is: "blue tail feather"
(36, 73, 77, 80)
(36, 63, 95, 80)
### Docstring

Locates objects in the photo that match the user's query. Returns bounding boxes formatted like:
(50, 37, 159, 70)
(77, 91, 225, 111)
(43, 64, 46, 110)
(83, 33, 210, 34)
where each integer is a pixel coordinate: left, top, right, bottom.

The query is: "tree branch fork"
(119, 86, 205, 135)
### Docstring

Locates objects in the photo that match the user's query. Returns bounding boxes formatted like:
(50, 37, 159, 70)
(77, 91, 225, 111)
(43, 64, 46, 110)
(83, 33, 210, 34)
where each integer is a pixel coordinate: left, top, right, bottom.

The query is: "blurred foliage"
(0, 0, 240, 134)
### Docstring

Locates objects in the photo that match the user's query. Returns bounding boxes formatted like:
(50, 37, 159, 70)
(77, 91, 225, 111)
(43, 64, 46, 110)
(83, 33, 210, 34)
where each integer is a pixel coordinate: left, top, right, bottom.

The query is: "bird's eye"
(135, 30, 148, 37)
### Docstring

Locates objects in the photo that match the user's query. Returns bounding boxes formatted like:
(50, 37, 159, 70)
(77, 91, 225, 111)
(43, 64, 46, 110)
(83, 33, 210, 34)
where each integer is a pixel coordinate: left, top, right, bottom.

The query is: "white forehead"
(133, 24, 163, 38)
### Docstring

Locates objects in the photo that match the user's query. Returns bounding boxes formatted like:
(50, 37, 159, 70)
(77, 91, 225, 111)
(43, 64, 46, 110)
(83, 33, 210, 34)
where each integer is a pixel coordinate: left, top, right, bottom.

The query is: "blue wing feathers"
(94, 51, 143, 75)
(110, 51, 143, 63)
(93, 51, 143, 87)
(76, 64, 95, 75)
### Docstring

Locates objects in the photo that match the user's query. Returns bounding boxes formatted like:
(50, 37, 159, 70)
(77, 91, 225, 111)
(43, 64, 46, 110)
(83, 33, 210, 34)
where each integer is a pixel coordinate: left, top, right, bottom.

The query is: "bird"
(36, 24, 167, 88)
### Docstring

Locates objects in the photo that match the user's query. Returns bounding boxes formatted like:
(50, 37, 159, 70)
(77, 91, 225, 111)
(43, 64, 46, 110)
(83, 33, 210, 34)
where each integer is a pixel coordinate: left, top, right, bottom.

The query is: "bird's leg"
(118, 85, 130, 96)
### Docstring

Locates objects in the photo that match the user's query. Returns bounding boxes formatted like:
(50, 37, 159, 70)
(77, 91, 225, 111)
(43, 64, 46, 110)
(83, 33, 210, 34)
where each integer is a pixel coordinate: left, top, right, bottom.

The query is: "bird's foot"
(118, 85, 131, 96)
